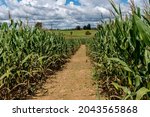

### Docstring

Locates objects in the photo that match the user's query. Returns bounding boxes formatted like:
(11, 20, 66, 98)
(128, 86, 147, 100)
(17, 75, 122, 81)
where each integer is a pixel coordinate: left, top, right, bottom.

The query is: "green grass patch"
(50, 29, 97, 39)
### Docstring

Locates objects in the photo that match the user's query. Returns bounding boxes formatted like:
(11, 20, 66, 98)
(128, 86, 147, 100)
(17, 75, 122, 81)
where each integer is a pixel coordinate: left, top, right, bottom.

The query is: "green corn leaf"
(21, 53, 33, 65)
(137, 7, 141, 18)
(0, 67, 15, 80)
(147, 82, 150, 90)
(38, 56, 48, 65)
(112, 82, 120, 90)
(145, 49, 150, 65)
(134, 14, 150, 46)
(1, 22, 8, 30)
(136, 87, 150, 100)
(108, 58, 133, 73)
(112, 82, 131, 94)
(135, 75, 141, 88)
(142, 15, 150, 25)
(119, 4, 123, 20)
(109, 0, 120, 15)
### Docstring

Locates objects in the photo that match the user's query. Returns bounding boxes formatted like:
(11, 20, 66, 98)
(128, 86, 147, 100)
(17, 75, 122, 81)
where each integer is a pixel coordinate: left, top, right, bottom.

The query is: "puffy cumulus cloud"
(79, 0, 123, 7)
(0, 0, 146, 29)
(0, 0, 109, 28)
(19, 0, 66, 6)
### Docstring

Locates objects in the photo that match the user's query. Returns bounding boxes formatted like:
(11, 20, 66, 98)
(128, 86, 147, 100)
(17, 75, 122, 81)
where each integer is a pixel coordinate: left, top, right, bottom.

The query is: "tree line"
(34, 22, 99, 30)
(75, 24, 91, 30)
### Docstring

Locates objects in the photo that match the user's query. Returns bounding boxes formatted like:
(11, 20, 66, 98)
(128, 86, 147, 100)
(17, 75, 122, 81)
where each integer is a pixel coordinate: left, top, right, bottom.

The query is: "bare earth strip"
(32, 45, 97, 100)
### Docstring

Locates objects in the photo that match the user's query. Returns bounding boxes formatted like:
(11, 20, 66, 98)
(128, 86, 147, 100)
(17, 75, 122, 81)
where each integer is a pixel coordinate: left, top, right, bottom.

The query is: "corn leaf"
(134, 14, 150, 46)
(136, 87, 150, 100)
(108, 58, 133, 73)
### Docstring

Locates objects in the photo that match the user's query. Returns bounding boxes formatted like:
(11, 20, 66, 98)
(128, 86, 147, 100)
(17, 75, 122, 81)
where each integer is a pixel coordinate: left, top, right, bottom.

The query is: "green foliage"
(0, 21, 80, 99)
(87, 1, 150, 100)
(85, 31, 91, 35)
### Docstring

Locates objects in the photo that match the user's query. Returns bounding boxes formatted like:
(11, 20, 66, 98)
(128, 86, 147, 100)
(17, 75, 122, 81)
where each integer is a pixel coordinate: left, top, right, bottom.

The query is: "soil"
(31, 45, 100, 100)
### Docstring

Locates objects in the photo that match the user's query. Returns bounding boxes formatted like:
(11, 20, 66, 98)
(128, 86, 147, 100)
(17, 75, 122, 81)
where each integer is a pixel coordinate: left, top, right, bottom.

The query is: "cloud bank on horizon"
(0, 0, 148, 29)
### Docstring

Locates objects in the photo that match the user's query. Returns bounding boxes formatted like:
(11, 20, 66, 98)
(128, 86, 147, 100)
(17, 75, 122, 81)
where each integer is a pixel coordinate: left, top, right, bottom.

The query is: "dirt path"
(32, 45, 97, 100)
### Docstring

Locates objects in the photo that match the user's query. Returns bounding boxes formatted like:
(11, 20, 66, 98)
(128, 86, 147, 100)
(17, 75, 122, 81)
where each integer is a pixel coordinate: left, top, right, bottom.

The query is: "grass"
(50, 29, 97, 39)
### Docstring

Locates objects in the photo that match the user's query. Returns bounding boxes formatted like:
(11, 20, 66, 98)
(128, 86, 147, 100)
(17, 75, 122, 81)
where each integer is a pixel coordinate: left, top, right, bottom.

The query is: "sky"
(0, 0, 148, 29)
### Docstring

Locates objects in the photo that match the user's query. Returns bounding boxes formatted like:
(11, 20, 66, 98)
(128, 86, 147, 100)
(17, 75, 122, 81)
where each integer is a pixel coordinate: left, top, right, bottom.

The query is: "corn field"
(0, 20, 80, 99)
(87, 0, 150, 100)
(0, 0, 150, 100)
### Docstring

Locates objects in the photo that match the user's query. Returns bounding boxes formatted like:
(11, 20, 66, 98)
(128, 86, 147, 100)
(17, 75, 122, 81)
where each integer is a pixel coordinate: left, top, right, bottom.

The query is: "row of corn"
(0, 20, 80, 99)
(87, 0, 150, 100)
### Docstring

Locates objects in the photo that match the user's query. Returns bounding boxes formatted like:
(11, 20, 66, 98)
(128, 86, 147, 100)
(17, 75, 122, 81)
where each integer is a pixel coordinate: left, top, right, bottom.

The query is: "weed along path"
(32, 45, 97, 100)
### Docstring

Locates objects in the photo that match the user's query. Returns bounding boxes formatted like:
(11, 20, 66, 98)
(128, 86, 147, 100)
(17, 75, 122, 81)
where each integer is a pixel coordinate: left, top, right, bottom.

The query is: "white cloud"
(0, 0, 148, 29)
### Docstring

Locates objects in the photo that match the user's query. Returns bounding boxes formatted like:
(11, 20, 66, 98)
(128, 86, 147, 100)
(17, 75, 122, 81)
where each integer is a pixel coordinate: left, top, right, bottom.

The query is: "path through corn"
(32, 45, 97, 100)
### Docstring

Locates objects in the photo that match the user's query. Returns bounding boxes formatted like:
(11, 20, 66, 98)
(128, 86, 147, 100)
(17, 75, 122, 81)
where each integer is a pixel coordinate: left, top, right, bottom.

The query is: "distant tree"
(75, 25, 81, 30)
(86, 24, 91, 30)
(83, 25, 87, 30)
(35, 22, 42, 29)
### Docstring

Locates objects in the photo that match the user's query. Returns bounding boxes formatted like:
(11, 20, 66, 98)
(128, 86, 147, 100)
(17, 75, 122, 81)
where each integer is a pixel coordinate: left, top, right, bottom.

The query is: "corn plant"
(87, 0, 150, 100)
(0, 20, 80, 99)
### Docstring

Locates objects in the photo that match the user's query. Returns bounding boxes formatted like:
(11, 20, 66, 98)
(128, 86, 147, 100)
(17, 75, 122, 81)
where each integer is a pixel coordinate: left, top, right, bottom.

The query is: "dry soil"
(32, 45, 97, 100)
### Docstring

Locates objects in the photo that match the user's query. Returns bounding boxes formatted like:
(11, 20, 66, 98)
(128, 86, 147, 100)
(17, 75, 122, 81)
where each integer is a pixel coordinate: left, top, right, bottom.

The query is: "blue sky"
(65, 0, 128, 6)
(65, 0, 81, 6)
(122, 0, 128, 3)
(0, 0, 6, 6)
(0, 0, 148, 29)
